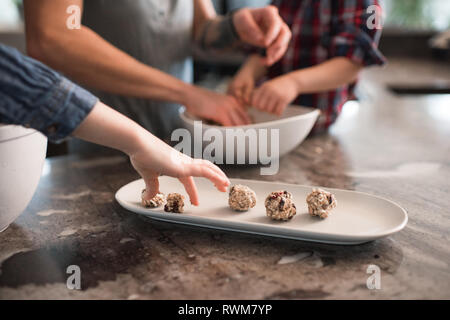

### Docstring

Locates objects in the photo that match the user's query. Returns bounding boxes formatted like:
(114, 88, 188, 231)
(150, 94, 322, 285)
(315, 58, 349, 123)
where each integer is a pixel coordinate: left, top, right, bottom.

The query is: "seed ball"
(265, 190, 297, 221)
(306, 188, 337, 219)
(228, 185, 257, 211)
(164, 193, 185, 213)
(141, 190, 165, 208)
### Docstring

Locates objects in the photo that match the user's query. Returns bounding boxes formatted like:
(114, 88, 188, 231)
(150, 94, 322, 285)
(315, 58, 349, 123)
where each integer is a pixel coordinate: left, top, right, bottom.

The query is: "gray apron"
(82, 0, 193, 139)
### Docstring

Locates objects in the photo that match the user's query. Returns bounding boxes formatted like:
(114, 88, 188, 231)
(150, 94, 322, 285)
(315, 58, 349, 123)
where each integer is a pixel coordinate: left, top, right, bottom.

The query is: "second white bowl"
(0, 125, 47, 232)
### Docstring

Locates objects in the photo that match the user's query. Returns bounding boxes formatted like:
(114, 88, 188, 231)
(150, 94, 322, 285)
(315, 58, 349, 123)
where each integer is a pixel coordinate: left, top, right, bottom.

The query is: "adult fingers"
(235, 9, 265, 46)
(265, 45, 290, 67)
(259, 6, 282, 47)
(179, 176, 199, 206)
(223, 96, 250, 126)
(215, 111, 233, 127)
(228, 110, 241, 127)
(233, 104, 252, 125)
(228, 106, 250, 126)
(268, 23, 291, 53)
(265, 45, 286, 66)
(264, 24, 291, 65)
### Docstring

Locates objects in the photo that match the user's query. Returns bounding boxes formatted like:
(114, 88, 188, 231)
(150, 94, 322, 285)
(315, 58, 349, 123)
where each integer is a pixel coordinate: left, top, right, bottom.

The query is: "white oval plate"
(115, 177, 408, 245)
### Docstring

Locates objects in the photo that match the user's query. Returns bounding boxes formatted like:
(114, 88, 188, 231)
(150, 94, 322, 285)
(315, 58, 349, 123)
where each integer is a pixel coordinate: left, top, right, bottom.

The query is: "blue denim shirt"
(0, 44, 98, 143)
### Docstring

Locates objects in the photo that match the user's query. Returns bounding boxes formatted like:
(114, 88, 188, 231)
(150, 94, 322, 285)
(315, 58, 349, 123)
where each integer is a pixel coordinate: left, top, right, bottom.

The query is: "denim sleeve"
(0, 44, 98, 143)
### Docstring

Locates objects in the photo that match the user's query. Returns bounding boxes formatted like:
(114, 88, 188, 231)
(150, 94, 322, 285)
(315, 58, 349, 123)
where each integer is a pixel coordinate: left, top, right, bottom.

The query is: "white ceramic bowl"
(0, 125, 47, 232)
(179, 105, 320, 163)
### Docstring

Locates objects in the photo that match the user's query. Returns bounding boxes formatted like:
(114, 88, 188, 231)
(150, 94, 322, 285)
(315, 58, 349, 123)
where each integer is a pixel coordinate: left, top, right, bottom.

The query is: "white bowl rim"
(0, 124, 40, 142)
(180, 105, 321, 130)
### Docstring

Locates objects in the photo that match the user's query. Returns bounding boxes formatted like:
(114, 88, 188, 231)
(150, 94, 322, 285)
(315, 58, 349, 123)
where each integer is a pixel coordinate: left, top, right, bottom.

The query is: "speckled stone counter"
(0, 58, 449, 299)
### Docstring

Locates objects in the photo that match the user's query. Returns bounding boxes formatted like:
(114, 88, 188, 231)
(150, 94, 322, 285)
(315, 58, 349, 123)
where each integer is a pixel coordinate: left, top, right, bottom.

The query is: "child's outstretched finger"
(179, 176, 199, 206)
(203, 160, 230, 188)
(142, 176, 160, 200)
(189, 160, 229, 191)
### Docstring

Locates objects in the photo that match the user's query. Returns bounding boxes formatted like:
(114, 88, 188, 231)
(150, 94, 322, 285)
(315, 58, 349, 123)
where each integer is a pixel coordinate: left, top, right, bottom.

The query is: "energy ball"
(164, 193, 185, 213)
(306, 188, 337, 219)
(141, 189, 165, 208)
(228, 185, 257, 211)
(265, 190, 297, 221)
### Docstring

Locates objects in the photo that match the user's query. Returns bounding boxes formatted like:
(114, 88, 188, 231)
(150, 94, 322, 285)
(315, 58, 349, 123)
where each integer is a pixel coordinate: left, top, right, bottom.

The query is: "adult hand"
(233, 6, 291, 66)
(185, 86, 252, 126)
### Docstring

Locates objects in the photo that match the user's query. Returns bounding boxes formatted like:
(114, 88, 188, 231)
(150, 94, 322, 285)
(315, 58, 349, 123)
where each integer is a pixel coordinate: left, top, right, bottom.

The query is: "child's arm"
(73, 101, 230, 206)
(251, 57, 362, 115)
(228, 54, 268, 105)
(287, 57, 362, 94)
(0, 44, 229, 206)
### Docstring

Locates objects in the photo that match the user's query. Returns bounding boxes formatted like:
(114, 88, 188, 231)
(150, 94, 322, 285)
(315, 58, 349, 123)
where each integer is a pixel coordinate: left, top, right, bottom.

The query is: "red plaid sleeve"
(328, 0, 387, 66)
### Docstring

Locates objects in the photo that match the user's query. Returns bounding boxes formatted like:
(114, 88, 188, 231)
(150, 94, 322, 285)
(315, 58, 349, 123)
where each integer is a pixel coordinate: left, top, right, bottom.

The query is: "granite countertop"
(0, 58, 449, 299)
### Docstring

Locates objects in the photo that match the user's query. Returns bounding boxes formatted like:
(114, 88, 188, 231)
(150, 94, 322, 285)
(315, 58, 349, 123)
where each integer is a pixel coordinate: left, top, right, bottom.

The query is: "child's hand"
(228, 68, 255, 105)
(251, 75, 298, 116)
(130, 140, 230, 207)
(73, 102, 230, 207)
(228, 55, 267, 105)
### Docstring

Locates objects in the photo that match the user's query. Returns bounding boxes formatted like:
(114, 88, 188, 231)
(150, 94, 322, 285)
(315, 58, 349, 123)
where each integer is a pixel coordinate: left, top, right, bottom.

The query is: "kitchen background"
(1, 0, 449, 155)
(1, 0, 449, 300)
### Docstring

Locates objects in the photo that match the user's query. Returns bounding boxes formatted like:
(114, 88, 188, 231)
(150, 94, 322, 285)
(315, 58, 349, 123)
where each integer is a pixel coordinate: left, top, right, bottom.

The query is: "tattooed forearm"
(197, 14, 240, 51)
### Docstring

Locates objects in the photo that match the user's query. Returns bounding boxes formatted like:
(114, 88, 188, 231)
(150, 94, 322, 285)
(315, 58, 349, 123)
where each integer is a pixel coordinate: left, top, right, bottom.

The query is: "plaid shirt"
(269, 0, 386, 132)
